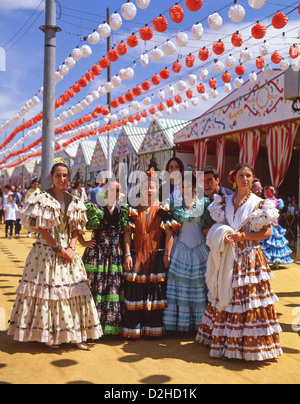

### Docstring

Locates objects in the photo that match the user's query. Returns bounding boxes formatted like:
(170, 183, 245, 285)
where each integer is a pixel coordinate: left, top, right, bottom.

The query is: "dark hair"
(182, 173, 197, 189)
(51, 163, 70, 176)
(165, 157, 184, 175)
(252, 178, 261, 184)
(228, 163, 255, 184)
(203, 166, 219, 179)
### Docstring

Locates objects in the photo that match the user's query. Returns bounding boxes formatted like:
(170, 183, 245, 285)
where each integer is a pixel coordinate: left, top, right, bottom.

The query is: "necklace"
(232, 189, 252, 213)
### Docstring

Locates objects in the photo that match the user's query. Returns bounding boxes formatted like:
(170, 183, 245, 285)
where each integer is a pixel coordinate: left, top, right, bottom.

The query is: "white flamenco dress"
(7, 190, 103, 345)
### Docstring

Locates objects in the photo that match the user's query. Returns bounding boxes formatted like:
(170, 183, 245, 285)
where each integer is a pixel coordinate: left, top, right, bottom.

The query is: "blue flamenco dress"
(261, 198, 293, 265)
(164, 197, 213, 332)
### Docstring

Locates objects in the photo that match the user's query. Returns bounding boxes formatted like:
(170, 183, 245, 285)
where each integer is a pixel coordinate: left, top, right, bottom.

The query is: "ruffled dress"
(122, 203, 181, 339)
(261, 197, 293, 265)
(82, 203, 128, 335)
(7, 190, 103, 345)
(196, 193, 283, 361)
(163, 197, 212, 332)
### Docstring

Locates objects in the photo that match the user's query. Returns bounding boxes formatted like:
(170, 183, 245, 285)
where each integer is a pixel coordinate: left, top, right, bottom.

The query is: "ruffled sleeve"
(249, 199, 279, 232)
(207, 194, 226, 224)
(85, 203, 105, 231)
(66, 195, 87, 234)
(20, 190, 61, 232)
(157, 203, 181, 231)
(124, 206, 138, 232)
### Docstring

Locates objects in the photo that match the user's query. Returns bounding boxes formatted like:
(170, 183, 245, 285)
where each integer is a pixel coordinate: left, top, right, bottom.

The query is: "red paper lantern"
(172, 61, 182, 73)
(272, 11, 288, 29)
(91, 64, 102, 76)
(72, 83, 81, 93)
(118, 95, 126, 105)
(213, 40, 225, 56)
(185, 0, 203, 12)
(67, 88, 75, 98)
(141, 110, 148, 118)
(251, 22, 267, 40)
(125, 91, 135, 102)
(175, 95, 182, 104)
(127, 34, 139, 48)
(102, 108, 110, 116)
(157, 103, 165, 111)
(222, 71, 232, 84)
(107, 49, 119, 62)
(132, 86, 143, 96)
(186, 54, 195, 68)
(198, 47, 210, 61)
(271, 51, 283, 64)
(235, 64, 246, 76)
(152, 74, 161, 86)
(289, 45, 299, 59)
(166, 99, 174, 107)
(139, 25, 153, 41)
(160, 68, 171, 80)
(78, 77, 88, 88)
(111, 99, 119, 109)
(85, 71, 94, 82)
(256, 56, 265, 69)
(142, 80, 151, 91)
(231, 32, 243, 47)
(186, 89, 193, 99)
(92, 112, 98, 119)
(128, 116, 135, 123)
(99, 57, 110, 69)
(209, 78, 217, 89)
(169, 4, 184, 23)
(135, 114, 141, 121)
(95, 106, 103, 114)
(149, 107, 156, 115)
(117, 42, 128, 56)
(197, 84, 205, 94)
(152, 15, 168, 32)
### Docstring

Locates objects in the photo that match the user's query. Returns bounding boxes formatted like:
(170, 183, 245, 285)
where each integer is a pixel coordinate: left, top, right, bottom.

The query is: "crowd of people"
(3, 157, 297, 361)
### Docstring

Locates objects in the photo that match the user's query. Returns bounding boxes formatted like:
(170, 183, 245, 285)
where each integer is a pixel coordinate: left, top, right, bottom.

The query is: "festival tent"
(0, 168, 14, 187)
(71, 140, 96, 183)
(174, 69, 300, 196)
(112, 126, 147, 185)
(89, 134, 118, 183)
(56, 141, 79, 170)
(10, 158, 38, 187)
(138, 119, 190, 172)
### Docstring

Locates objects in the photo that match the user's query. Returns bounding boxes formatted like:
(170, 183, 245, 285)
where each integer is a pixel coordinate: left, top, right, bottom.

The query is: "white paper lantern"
(136, 0, 151, 9)
(234, 77, 244, 89)
(131, 101, 141, 111)
(182, 101, 189, 110)
(140, 53, 149, 67)
(98, 86, 107, 96)
(176, 80, 187, 92)
(225, 55, 236, 69)
(91, 90, 100, 99)
(121, 2, 137, 20)
(111, 75, 122, 87)
(120, 108, 129, 118)
(259, 41, 270, 57)
(110, 12, 122, 31)
(240, 48, 252, 63)
(72, 47, 83, 61)
(249, 71, 258, 84)
(59, 64, 69, 77)
(187, 74, 197, 87)
(212, 60, 225, 74)
(248, 0, 266, 9)
(162, 40, 177, 56)
(228, 4, 245, 23)
(150, 47, 164, 62)
(125, 67, 134, 80)
(192, 23, 204, 40)
(176, 32, 189, 48)
(32, 96, 40, 106)
(210, 89, 218, 99)
(65, 57, 75, 69)
(110, 114, 118, 123)
(191, 97, 199, 107)
(98, 23, 111, 38)
(55, 71, 63, 83)
(200, 68, 209, 81)
(168, 85, 175, 97)
(201, 93, 209, 102)
(208, 12, 223, 31)
(295, 57, 300, 68)
(224, 83, 232, 94)
(80, 44, 92, 58)
(88, 31, 100, 45)
(104, 82, 114, 93)
(119, 68, 127, 80)
(143, 97, 152, 106)
(263, 65, 273, 78)
(158, 90, 165, 101)
(174, 104, 180, 113)
(280, 59, 290, 71)
(85, 95, 94, 105)
(166, 107, 172, 116)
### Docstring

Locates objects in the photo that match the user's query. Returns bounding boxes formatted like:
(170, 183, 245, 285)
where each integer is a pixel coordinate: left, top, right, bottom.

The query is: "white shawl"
(205, 223, 236, 312)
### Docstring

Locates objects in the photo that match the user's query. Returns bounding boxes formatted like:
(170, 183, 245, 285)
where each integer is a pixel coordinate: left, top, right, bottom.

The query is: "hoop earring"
(233, 182, 237, 191)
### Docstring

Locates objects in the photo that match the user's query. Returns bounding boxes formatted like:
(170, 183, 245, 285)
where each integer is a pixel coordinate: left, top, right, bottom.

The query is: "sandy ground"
(0, 224, 299, 385)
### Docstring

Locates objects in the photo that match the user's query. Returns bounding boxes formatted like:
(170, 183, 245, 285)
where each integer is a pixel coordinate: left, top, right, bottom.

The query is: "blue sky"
(0, 0, 299, 163)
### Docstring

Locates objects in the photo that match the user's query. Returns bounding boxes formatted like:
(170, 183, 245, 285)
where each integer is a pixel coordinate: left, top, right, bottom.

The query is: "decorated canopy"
(72, 140, 96, 182)
(90, 135, 118, 176)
